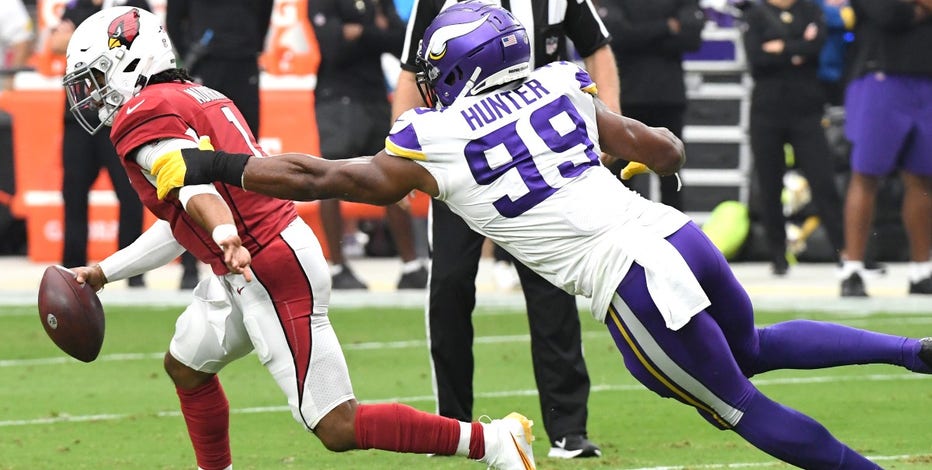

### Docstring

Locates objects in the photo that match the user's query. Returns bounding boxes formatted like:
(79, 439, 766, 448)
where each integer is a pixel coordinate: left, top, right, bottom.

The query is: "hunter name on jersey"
(461, 78, 550, 131)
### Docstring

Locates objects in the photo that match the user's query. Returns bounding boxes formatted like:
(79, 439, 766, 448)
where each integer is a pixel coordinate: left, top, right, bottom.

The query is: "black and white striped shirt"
(399, 0, 612, 72)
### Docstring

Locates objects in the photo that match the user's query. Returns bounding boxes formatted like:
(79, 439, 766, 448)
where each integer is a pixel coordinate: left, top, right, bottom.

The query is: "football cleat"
(548, 434, 602, 459)
(909, 276, 932, 295)
(331, 265, 368, 290)
(397, 265, 428, 289)
(919, 338, 932, 370)
(840, 272, 867, 297)
(480, 412, 536, 470)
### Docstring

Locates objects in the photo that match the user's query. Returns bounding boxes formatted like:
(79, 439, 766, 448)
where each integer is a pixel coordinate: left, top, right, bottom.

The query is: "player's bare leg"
(164, 353, 231, 470)
(840, 172, 879, 296)
(385, 203, 428, 289)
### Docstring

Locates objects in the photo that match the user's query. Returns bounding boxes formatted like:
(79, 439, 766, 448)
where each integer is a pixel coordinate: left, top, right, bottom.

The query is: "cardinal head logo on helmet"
(107, 8, 141, 50)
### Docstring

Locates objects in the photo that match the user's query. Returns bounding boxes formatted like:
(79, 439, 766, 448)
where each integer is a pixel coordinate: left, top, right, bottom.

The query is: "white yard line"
(1, 373, 928, 428)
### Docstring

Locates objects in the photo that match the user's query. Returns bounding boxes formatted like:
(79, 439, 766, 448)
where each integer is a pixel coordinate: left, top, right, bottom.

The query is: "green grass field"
(1, 304, 931, 469)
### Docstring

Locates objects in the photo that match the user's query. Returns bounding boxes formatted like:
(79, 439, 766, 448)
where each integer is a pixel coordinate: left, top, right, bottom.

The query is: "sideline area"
(1, 256, 929, 314)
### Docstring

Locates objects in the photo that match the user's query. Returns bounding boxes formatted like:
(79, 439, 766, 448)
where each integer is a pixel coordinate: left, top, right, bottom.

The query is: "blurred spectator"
(0, 0, 34, 91)
(49, 0, 147, 287)
(309, 0, 428, 290)
(599, 0, 705, 210)
(839, 0, 932, 296)
(741, 0, 846, 276)
(813, 0, 853, 105)
(166, 0, 274, 289)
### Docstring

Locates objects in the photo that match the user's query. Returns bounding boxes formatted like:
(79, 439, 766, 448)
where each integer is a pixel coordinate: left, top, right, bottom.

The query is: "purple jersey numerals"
(464, 96, 599, 217)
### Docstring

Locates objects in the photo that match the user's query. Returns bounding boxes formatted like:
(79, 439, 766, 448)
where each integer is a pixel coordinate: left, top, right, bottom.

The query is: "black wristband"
(210, 151, 250, 188)
(178, 148, 250, 188)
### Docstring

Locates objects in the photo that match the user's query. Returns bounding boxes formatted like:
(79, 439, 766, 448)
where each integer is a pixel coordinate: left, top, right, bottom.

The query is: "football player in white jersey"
(151, 1, 932, 467)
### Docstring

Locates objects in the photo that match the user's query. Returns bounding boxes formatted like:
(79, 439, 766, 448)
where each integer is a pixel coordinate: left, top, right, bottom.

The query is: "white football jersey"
(386, 62, 708, 325)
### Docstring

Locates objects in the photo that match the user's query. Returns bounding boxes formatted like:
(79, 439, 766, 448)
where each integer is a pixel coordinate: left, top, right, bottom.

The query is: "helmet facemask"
(63, 53, 134, 135)
(414, 49, 440, 108)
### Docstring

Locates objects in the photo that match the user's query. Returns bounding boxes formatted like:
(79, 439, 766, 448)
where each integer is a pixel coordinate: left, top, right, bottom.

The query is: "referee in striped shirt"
(391, 0, 620, 459)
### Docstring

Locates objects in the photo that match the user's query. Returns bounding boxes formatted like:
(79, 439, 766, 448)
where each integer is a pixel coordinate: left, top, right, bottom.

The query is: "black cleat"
(919, 338, 932, 370)
(128, 275, 145, 288)
(548, 435, 602, 459)
(332, 266, 368, 290)
(909, 275, 932, 295)
(841, 272, 867, 297)
(397, 265, 428, 289)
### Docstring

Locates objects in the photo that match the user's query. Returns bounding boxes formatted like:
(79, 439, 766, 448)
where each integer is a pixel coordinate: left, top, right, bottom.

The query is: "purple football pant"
(605, 222, 927, 468)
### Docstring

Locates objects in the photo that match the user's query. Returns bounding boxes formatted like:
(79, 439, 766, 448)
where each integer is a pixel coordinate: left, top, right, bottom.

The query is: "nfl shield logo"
(545, 36, 558, 55)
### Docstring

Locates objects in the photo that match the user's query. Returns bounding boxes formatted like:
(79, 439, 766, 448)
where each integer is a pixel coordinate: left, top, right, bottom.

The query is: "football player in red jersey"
(62, 7, 535, 470)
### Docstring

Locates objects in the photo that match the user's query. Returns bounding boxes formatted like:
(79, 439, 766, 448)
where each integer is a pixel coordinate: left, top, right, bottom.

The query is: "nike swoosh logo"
(125, 100, 145, 114)
(236, 286, 245, 295)
(555, 438, 565, 448)
(510, 434, 535, 469)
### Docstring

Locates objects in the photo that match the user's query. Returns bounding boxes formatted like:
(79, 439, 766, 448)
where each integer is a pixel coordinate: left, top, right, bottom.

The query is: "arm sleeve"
(358, 0, 407, 57)
(97, 220, 185, 283)
(658, 0, 705, 54)
(742, 8, 788, 68)
(399, 0, 441, 70)
(135, 138, 222, 208)
(783, 5, 827, 59)
(563, 0, 613, 58)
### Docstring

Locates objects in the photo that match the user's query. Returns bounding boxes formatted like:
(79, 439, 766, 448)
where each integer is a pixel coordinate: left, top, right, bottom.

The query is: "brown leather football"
(37, 265, 105, 362)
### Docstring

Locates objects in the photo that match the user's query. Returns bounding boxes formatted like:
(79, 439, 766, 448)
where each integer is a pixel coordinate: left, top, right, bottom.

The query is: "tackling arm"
(595, 98, 685, 177)
(153, 149, 438, 206)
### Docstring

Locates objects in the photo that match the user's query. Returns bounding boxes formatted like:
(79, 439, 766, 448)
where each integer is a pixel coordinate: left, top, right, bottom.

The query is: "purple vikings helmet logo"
(416, 0, 531, 107)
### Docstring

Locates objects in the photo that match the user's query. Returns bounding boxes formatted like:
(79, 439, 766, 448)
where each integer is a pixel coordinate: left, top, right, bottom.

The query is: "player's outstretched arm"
(243, 151, 436, 204)
(153, 148, 437, 206)
(594, 98, 685, 177)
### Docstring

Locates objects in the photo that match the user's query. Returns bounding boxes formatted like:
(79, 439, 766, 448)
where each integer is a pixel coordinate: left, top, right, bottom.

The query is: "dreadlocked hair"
(146, 68, 195, 86)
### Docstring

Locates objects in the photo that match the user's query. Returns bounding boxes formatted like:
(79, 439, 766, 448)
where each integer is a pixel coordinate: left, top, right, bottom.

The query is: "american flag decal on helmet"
(501, 34, 517, 47)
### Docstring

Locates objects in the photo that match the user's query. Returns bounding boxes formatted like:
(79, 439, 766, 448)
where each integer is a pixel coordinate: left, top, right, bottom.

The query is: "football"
(37, 265, 106, 362)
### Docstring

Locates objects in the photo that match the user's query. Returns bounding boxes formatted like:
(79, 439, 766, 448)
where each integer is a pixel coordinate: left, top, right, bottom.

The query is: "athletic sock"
(467, 421, 485, 459)
(354, 403, 461, 455)
(176, 375, 231, 470)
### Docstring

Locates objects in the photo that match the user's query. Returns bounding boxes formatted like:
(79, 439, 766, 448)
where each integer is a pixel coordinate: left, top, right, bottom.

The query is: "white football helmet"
(62, 6, 176, 134)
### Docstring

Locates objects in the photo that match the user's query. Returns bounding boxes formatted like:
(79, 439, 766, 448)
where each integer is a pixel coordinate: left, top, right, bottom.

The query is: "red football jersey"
(110, 81, 298, 275)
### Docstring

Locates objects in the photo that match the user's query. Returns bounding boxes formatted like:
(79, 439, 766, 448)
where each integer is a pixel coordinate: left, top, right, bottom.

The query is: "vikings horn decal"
(108, 8, 141, 50)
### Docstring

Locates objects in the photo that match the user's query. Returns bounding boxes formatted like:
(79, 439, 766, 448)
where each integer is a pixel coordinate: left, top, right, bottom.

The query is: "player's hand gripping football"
(73, 265, 108, 292)
(151, 136, 215, 199)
